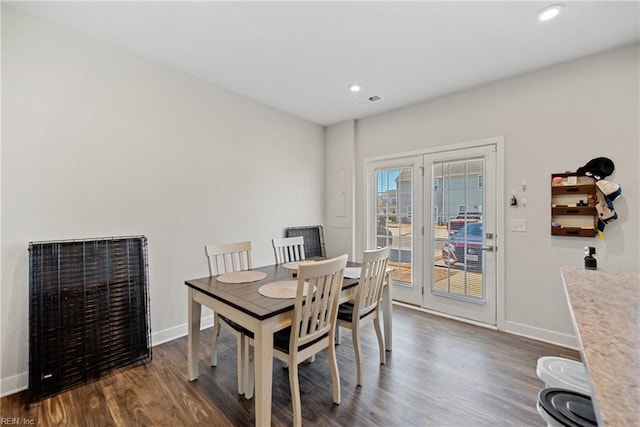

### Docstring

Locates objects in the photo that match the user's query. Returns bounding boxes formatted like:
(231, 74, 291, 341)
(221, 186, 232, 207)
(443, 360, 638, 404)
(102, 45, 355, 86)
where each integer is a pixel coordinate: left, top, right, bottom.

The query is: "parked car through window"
(442, 222, 483, 271)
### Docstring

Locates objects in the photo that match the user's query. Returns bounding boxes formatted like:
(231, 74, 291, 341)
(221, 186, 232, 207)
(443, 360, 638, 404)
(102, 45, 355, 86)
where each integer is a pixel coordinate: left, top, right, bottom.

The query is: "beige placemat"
(282, 260, 317, 270)
(282, 262, 300, 270)
(343, 266, 395, 279)
(217, 270, 267, 284)
(258, 280, 311, 298)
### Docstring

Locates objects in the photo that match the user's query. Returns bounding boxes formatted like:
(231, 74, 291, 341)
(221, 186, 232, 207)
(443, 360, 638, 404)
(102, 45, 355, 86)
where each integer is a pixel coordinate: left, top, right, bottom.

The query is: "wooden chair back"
(272, 236, 305, 264)
(291, 255, 348, 352)
(205, 241, 252, 275)
(354, 247, 390, 318)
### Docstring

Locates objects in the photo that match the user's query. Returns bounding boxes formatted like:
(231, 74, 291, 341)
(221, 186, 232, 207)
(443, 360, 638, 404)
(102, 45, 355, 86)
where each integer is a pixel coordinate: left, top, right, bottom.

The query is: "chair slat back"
(355, 247, 390, 317)
(205, 241, 252, 276)
(292, 255, 348, 350)
(272, 236, 306, 264)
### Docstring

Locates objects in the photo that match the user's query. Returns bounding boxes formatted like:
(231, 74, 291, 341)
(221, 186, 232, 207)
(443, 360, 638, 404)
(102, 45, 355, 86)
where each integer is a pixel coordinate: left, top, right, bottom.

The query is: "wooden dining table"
(185, 261, 393, 427)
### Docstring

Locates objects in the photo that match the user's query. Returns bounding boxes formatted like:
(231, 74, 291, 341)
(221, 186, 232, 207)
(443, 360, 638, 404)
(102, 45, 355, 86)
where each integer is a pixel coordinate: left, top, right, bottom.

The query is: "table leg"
(187, 287, 201, 381)
(382, 272, 393, 351)
(253, 321, 275, 427)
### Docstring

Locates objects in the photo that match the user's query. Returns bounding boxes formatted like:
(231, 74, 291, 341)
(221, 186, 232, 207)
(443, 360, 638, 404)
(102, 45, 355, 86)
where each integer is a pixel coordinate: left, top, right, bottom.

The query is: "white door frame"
(364, 137, 505, 330)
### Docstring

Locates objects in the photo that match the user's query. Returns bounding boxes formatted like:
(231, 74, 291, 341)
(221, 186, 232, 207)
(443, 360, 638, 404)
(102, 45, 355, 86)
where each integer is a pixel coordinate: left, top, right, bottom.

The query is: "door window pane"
(432, 159, 485, 301)
(376, 167, 413, 285)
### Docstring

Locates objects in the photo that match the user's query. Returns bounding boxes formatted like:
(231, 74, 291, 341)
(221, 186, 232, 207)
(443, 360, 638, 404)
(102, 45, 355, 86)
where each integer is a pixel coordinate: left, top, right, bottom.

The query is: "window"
(374, 166, 414, 285)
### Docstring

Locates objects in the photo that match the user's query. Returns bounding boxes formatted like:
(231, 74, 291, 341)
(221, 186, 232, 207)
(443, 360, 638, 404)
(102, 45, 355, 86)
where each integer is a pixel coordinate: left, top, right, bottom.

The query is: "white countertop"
(561, 266, 640, 427)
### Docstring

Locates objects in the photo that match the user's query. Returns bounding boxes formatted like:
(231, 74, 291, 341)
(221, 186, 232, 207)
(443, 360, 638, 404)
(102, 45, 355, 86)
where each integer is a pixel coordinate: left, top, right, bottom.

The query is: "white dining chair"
(205, 241, 254, 399)
(270, 255, 348, 426)
(272, 235, 317, 365)
(336, 247, 390, 386)
(272, 236, 305, 264)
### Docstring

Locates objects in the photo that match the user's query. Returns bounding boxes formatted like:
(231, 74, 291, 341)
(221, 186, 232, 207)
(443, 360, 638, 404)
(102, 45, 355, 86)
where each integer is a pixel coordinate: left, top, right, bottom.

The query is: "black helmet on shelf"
(576, 157, 614, 180)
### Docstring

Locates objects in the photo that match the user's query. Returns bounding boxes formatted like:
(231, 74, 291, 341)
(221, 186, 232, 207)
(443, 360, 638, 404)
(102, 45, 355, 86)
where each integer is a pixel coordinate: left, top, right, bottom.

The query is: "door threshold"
(393, 301, 498, 330)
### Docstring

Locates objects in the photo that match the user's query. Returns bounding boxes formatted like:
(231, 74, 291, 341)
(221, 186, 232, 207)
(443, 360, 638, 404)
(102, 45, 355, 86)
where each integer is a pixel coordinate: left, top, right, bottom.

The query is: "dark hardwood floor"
(1, 305, 579, 426)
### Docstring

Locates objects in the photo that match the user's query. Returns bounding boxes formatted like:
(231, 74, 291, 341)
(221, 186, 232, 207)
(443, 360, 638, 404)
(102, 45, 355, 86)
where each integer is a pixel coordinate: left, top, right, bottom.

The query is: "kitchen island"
(561, 266, 639, 427)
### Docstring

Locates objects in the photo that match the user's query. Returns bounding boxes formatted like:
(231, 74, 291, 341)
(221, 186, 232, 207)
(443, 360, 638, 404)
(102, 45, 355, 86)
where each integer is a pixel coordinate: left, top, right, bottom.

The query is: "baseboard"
(394, 302, 579, 350)
(151, 314, 214, 346)
(0, 372, 29, 398)
(0, 315, 215, 398)
(504, 320, 579, 350)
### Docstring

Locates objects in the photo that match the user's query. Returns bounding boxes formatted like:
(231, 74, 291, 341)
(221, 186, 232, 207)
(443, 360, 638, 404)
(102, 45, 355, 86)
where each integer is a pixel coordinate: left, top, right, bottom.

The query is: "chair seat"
(273, 326, 329, 354)
(337, 301, 374, 322)
(220, 315, 254, 339)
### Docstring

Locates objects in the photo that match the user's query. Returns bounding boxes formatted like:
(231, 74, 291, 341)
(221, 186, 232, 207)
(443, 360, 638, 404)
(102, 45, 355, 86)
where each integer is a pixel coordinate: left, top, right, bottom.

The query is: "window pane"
(432, 158, 485, 301)
(376, 167, 413, 285)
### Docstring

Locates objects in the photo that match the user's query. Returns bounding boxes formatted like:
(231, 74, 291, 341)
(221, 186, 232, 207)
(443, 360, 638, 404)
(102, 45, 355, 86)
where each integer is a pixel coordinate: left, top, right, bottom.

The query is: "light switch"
(511, 219, 527, 232)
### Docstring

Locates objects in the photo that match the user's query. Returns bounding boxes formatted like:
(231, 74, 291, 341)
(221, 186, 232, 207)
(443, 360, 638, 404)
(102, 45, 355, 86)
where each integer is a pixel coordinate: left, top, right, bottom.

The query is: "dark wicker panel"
(29, 236, 151, 401)
(286, 225, 326, 258)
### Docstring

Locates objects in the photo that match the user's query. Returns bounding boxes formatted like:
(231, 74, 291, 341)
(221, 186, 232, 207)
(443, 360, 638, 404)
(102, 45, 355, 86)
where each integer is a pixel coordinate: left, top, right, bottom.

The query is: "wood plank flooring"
(1, 305, 579, 426)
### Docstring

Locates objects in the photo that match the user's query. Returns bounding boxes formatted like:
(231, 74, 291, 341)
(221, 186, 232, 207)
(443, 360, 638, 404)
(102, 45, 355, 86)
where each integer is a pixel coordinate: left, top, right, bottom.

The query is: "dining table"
(185, 260, 393, 427)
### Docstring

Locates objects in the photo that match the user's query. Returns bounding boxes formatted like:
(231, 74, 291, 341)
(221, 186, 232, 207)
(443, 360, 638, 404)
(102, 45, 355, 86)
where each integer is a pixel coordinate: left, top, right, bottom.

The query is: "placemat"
(343, 266, 395, 279)
(217, 270, 267, 284)
(282, 260, 317, 271)
(282, 262, 300, 270)
(258, 280, 311, 299)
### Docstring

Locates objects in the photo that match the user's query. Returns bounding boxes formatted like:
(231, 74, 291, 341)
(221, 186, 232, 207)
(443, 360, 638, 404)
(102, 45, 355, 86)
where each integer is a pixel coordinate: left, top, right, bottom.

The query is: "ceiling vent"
(355, 95, 383, 106)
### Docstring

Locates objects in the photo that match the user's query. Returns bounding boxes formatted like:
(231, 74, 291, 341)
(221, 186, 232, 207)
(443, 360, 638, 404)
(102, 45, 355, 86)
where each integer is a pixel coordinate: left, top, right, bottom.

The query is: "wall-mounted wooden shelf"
(551, 173, 597, 238)
(551, 206, 596, 215)
(551, 227, 598, 237)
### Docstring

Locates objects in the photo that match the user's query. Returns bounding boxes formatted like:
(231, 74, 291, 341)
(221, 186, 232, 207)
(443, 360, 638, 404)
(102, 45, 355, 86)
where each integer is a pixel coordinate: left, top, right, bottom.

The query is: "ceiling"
(5, 1, 639, 126)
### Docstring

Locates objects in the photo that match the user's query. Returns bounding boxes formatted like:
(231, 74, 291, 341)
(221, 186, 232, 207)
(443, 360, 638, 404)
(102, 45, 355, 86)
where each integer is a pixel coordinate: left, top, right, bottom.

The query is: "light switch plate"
(511, 219, 527, 232)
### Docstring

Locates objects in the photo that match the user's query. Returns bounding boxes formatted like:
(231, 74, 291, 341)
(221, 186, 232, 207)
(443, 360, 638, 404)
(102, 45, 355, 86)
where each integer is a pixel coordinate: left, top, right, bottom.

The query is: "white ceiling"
(5, 1, 639, 126)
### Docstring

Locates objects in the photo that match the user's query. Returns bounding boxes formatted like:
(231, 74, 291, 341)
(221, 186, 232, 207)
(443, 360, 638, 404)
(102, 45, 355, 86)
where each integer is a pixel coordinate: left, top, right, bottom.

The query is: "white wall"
(1, 8, 325, 395)
(328, 43, 639, 347)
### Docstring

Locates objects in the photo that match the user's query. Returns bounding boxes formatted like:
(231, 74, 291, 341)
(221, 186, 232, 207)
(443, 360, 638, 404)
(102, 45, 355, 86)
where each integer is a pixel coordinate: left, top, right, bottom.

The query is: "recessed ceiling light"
(349, 83, 362, 93)
(537, 4, 563, 22)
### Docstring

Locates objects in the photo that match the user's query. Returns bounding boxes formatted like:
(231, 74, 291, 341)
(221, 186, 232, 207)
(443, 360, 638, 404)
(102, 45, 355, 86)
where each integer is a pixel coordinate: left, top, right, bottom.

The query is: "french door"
(368, 143, 498, 325)
(371, 157, 423, 304)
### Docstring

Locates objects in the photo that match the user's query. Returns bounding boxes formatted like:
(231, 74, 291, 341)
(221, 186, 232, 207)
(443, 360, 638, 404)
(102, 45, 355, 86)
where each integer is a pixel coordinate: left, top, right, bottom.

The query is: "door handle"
(481, 246, 494, 252)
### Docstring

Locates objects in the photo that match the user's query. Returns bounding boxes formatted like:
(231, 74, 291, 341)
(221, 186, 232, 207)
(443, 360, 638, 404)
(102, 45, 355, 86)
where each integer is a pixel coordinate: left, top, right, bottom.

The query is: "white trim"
(363, 137, 501, 163)
(151, 314, 214, 346)
(504, 320, 579, 350)
(495, 137, 506, 331)
(0, 315, 215, 398)
(397, 302, 579, 350)
(0, 372, 29, 398)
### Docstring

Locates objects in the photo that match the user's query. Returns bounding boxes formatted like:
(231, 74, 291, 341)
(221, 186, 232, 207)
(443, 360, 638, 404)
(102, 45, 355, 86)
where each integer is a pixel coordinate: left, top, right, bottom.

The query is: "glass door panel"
(371, 157, 423, 305)
(425, 146, 496, 325)
(433, 158, 486, 301)
(375, 167, 413, 285)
